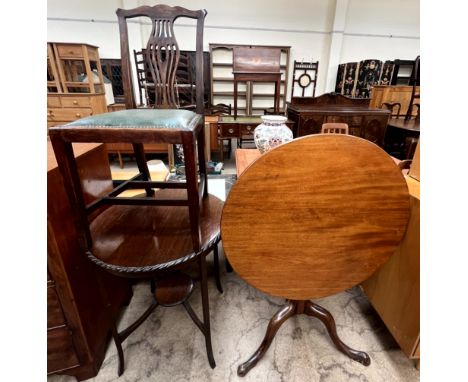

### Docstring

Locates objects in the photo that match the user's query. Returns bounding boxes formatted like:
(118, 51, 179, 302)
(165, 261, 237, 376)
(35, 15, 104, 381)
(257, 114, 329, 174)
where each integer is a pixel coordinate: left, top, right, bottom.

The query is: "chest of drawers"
(47, 93, 108, 129)
(47, 141, 132, 380)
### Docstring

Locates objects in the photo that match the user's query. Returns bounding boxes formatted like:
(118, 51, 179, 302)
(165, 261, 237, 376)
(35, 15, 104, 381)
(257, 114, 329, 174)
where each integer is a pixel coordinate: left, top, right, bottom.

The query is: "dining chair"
(321, 122, 349, 134)
(50, 4, 224, 377)
(382, 102, 401, 118)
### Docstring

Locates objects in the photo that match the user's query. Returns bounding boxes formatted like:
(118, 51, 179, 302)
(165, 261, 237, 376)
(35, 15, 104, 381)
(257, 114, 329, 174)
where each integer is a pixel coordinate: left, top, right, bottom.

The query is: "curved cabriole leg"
(237, 300, 296, 377)
(213, 243, 223, 294)
(304, 300, 371, 366)
(199, 255, 216, 368)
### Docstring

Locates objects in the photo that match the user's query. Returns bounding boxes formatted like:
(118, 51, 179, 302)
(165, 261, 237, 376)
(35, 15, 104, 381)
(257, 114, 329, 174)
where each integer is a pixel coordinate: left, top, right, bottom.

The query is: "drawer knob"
(73, 100, 78, 105)
(48, 111, 53, 116)
(247, 126, 251, 131)
(76, 113, 81, 118)
(228, 128, 234, 133)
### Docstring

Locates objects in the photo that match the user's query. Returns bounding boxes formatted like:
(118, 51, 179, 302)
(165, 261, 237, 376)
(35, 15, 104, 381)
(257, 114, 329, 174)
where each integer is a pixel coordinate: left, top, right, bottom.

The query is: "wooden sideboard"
(370, 85, 420, 117)
(47, 141, 132, 380)
(287, 93, 390, 147)
(361, 141, 420, 360)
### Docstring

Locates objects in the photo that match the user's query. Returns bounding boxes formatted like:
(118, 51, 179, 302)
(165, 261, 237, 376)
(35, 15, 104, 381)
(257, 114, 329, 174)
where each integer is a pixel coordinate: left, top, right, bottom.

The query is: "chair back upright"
(321, 123, 349, 135)
(117, 4, 207, 113)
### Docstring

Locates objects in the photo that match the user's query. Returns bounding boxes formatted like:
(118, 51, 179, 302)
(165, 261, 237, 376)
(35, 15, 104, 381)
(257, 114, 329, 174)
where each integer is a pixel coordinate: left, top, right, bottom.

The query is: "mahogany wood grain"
(89, 190, 223, 277)
(235, 148, 402, 179)
(222, 135, 410, 300)
(154, 272, 194, 306)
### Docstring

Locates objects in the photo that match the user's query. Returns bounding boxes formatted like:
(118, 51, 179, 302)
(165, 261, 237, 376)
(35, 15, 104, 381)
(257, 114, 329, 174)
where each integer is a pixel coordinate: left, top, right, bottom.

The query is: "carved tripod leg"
(237, 301, 296, 377)
(304, 301, 370, 366)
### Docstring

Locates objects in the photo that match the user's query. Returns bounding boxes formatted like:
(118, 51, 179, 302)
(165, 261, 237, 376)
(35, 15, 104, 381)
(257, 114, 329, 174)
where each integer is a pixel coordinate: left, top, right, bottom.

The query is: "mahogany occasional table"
(221, 135, 410, 376)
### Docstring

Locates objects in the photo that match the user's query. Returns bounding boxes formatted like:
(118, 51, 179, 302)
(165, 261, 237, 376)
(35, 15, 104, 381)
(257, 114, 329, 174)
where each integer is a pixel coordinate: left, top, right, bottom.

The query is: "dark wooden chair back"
(382, 102, 401, 119)
(117, 5, 207, 113)
(291, 60, 319, 98)
(321, 123, 349, 135)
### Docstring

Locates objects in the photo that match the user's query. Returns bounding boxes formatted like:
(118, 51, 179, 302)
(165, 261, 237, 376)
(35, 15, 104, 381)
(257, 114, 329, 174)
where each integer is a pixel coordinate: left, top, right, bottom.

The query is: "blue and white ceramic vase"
(254, 115, 293, 154)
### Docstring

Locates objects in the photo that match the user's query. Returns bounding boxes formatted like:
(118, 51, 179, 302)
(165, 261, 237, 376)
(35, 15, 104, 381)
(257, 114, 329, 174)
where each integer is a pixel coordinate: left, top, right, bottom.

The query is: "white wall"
(47, 0, 420, 97)
(340, 0, 420, 63)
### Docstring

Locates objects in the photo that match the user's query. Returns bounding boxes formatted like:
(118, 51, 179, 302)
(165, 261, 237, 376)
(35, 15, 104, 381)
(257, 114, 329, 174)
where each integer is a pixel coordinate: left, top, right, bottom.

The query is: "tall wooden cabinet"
(361, 143, 420, 360)
(47, 141, 132, 380)
(47, 43, 108, 129)
(209, 43, 290, 115)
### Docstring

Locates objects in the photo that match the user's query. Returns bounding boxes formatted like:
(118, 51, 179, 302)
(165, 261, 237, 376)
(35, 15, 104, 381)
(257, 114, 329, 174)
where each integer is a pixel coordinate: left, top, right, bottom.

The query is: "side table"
(222, 135, 410, 376)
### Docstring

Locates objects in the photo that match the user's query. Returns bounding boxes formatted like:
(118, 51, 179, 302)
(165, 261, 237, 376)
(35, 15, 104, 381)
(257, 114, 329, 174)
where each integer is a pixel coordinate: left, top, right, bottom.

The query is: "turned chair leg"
(304, 301, 370, 366)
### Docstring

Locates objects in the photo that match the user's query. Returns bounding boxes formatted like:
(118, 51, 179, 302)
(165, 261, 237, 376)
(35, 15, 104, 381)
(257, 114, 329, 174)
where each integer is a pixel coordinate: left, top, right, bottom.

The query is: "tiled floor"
(48, 143, 420, 381)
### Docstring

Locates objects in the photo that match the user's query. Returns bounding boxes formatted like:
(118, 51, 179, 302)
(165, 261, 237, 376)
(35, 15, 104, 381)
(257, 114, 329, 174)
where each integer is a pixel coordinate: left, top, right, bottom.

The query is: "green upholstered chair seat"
(66, 109, 201, 131)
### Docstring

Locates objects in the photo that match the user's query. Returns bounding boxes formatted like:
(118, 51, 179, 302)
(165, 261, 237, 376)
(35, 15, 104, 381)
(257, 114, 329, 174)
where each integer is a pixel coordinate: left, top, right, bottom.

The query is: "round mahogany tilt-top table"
(221, 134, 411, 376)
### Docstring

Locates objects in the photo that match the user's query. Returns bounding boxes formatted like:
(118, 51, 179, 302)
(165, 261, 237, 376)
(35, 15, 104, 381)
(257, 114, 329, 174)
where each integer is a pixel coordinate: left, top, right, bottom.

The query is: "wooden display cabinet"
(47, 43, 108, 129)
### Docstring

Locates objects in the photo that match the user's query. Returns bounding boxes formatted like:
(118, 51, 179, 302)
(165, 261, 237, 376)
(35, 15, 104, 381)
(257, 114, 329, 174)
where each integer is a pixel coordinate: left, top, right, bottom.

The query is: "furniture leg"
(111, 321, 125, 376)
(117, 151, 124, 169)
(237, 300, 296, 377)
(275, 80, 280, 113)
(111, 299, 159, 376)
(213, 243, 223, 294)
(304, 300, 370, 366)
(132, 143, 154, 197)
(234, 80, 238, 119)
(199, 255, 216, 368)
(225, 257, 233, 273)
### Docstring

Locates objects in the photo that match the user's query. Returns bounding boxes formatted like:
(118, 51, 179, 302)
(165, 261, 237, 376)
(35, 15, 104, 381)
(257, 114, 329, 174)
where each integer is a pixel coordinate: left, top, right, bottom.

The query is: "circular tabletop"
(221, 135, 410, 300)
